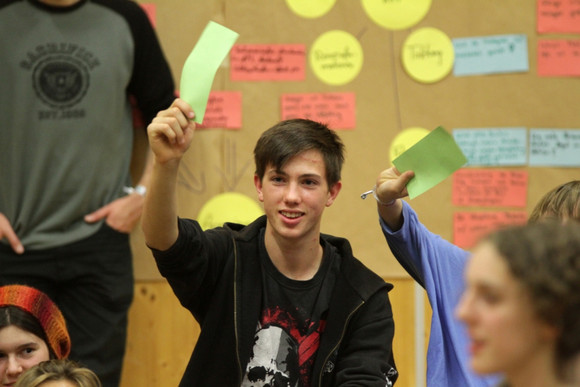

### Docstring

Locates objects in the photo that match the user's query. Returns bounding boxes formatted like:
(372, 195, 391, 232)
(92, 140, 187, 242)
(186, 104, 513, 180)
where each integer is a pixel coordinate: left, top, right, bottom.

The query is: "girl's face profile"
(0, 325, 51, 386)
(456, 242, 556, 378)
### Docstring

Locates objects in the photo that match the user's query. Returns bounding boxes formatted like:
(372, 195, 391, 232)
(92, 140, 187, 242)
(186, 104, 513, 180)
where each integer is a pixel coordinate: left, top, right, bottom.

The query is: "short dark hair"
(482, 221, 580, 381)
(253, 119, 345, 187)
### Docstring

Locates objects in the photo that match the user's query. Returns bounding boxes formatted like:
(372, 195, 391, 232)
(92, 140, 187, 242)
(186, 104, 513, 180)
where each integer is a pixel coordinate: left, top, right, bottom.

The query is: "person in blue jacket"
(372, 166, 579, 387)
(142, 99, 399, 386)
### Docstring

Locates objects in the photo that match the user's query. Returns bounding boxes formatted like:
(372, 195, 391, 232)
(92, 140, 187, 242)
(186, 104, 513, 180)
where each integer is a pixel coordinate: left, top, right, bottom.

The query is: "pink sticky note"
(537, 39, 580, 76)
(140, 3, 156, 28)
(280, 92, 356, 129)
(198, 91, 242, 129)
(230, 44, 305, 81)
(454, 211, 528, 249)
(537, 0, 580, 34)
(452, 169, 528, 207)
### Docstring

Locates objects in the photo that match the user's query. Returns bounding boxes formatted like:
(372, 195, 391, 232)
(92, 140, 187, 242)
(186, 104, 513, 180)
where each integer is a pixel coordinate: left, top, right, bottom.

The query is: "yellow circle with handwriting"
(197, 192, 264, 231)
(361, 0, 432, 30)
(286, 0, 336, 18)
(310, 30, 363, 86)
(402, 27, 454, 83)
(389, 127, 430, 163)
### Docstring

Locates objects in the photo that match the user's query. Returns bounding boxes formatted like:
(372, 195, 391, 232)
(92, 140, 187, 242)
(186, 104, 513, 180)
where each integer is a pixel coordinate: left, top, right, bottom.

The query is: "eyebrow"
(17, 342, 40, 350)
(267, 169, 321, 179)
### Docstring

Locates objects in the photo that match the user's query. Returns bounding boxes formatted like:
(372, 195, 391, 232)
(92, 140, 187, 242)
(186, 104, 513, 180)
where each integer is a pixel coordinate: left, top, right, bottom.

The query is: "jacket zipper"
(318, 300, 365, 386)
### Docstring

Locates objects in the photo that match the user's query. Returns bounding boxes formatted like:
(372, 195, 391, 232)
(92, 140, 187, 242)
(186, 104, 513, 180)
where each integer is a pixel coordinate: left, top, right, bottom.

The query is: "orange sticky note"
(140, 3, 156, 28)
(280, 92, 356, 129)
(198, 91, 242, 129)
(230, 44, 306, 81)
(452, 169, 528, 207)
(537, 0, 580, 34)
(453, 211, 528, 249)
(537, 39, 580, 76)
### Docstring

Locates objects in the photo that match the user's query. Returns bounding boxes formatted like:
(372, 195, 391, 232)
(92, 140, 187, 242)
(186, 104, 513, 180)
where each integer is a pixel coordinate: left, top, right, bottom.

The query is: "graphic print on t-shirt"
(21, 43, 98, 120)
(241, 306, 327, 387)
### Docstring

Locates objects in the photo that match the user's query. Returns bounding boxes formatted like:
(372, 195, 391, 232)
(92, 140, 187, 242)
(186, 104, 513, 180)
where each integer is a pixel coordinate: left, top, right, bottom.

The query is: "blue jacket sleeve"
(379, 201, 500, 386)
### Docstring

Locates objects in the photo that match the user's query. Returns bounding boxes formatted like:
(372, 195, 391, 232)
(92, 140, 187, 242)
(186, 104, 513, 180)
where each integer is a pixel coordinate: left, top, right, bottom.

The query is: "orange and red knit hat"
(0, 285, 71, 359)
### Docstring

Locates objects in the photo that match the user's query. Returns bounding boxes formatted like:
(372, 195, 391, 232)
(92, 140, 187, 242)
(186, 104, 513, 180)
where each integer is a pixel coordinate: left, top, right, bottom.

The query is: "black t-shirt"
(241, 231, 341, 387)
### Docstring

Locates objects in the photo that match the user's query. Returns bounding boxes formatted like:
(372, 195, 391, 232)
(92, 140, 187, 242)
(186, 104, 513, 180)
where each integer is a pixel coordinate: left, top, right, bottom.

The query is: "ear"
(254, 174, 264, 202)
(326, 181, 342, 207)
(538, 321, 560, 343)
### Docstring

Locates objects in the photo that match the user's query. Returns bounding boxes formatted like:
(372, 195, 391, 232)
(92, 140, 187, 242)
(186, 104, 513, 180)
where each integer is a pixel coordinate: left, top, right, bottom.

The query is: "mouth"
(280, 210, 304, 219)
(469, 339, 485, 355)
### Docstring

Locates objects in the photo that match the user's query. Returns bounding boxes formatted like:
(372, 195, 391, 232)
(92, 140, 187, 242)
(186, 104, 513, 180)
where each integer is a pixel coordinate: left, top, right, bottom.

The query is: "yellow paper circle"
(401, 27, 454, 84)
(285, 0, 336, 18)
(361, 0, 432, 30)
(197, 192, 264, 231)
(309, 30, 363, 86)
(389, 127, 430, 163)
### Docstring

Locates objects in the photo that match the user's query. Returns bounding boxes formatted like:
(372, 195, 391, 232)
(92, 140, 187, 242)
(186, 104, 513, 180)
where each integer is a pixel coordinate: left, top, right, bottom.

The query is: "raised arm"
(374, 167, 415, 230)
(141, 99, 196, 251)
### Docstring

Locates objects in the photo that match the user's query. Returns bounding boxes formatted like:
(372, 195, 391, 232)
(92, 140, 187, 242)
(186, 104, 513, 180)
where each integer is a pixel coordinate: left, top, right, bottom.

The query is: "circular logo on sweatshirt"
(32, 55, 89, 109)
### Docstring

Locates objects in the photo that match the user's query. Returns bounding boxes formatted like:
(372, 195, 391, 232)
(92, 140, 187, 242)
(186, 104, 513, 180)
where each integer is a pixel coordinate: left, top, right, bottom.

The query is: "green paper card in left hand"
(179, 21, 239, 124)
(393, 126, 467, 199)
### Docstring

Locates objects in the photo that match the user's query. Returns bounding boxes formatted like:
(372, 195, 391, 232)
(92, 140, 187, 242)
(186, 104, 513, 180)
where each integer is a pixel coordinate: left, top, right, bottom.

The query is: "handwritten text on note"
(452, 169, 528, 207)
(230, 44, 305, 81)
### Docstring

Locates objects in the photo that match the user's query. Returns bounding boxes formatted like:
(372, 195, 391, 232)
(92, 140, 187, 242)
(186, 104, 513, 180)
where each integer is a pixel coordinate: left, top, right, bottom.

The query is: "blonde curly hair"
(14, 359, 101, 387)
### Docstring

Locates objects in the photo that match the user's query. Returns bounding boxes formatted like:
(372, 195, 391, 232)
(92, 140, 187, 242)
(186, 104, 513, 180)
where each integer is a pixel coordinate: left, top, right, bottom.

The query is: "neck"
(264, 230, 323, 281)
(506, 350, 571, 387)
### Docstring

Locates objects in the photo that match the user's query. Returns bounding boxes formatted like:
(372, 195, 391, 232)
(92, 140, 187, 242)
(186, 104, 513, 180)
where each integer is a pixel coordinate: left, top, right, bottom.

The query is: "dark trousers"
(0, 223, 134, 387)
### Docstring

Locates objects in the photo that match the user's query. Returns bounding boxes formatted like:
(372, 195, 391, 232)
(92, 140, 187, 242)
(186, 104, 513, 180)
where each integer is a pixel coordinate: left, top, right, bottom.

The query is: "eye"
(302, 178, 319, 187)
(20, 346, 37, 358)
(271, 175, 285, 184)
(478, 289, 501, 305)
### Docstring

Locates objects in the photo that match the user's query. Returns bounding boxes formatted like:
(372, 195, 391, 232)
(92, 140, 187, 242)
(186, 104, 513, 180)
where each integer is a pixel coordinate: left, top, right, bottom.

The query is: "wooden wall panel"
(120, 282, 199, 386)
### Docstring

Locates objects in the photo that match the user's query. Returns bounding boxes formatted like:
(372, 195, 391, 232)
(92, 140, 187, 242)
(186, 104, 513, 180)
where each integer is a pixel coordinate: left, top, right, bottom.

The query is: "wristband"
(123, 185, 147, 197)
(372, 188, 395, 207)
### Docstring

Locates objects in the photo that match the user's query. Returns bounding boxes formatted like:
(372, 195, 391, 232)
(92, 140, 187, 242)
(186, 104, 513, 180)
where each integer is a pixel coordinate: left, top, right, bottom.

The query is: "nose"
(455, 291, 472, 324)
(5, 355, 23, 377)
(283, 182, 301, 204)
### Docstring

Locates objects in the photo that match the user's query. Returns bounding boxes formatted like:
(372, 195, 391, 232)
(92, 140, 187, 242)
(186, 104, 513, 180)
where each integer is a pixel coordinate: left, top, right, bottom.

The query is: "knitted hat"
(0, 285, 71, 359)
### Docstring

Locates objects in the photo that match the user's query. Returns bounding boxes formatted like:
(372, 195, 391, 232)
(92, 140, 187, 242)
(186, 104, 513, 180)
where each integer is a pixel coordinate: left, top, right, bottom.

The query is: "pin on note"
(179, 21, 239, 124)
(393, 126, 467, 199)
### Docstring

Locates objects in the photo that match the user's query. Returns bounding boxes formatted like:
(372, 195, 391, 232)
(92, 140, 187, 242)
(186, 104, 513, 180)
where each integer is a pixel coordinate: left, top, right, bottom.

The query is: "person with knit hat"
(0, 284, 71, 386)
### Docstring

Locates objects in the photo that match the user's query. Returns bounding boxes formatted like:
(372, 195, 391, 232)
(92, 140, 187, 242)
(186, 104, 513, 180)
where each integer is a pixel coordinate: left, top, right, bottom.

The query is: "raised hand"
(147, 98, 196, 165)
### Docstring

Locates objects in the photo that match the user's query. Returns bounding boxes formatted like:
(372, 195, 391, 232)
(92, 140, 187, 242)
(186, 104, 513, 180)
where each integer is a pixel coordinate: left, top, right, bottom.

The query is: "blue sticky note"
(453, 128, 527, 166)
(529, 129, 580, 167)
(180, 21, 239, 123)
(453, 34, 529, 76)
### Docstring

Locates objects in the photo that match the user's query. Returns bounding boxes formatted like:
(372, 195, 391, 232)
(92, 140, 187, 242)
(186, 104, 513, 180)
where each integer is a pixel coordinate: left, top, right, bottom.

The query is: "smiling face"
(254, 149, 341, 246)
(455, 242, 556, 379)
(0, 325, 51, 386)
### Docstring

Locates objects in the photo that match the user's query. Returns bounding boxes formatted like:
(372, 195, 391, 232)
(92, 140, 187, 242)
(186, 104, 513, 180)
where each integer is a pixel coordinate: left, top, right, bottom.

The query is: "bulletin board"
(131, 0, 580, 280)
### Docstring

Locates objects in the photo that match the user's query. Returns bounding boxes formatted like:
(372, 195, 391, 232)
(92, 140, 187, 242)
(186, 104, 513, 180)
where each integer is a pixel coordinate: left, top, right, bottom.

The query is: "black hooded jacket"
(152, 215, 398, 386)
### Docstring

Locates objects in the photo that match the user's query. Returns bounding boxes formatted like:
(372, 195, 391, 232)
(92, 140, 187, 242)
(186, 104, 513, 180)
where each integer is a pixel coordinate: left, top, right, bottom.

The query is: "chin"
(471, 358, 500, 376)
